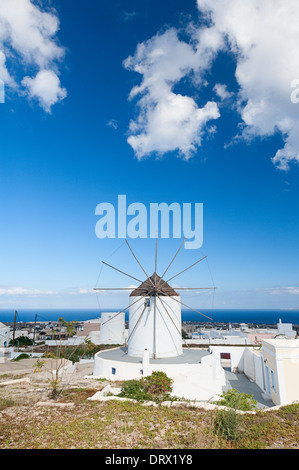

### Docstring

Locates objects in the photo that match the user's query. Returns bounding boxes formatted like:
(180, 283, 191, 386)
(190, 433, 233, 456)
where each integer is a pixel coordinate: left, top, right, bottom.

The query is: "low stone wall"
(87, 390, 297, 415)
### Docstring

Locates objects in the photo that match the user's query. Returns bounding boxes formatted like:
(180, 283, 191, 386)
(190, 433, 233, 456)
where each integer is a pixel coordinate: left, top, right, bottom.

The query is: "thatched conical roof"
(130, 273, 179, 297)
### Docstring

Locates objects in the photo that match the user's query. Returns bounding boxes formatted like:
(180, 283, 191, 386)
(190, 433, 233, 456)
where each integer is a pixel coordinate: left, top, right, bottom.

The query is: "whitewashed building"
(99, 312, 125, 344)
(93, 274, 227, 401)
(0, 322, 10, 347)
(261, 338, 299, 405)
(128, 274, 182, 358)
(209, 338, 299, 406)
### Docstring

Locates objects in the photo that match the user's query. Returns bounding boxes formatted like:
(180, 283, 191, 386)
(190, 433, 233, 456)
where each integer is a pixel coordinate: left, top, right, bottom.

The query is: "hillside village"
(1, 316, 299, 408)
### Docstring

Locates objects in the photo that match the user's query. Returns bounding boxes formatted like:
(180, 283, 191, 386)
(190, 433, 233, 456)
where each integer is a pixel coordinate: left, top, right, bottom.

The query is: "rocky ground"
(0, 358, 100, 406)
(1, 357, 298, 449)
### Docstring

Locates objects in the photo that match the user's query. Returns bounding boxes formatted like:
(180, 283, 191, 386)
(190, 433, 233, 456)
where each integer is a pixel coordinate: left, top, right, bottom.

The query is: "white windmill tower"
(128, 272, 182, 358)
(94, 238, 215, 359)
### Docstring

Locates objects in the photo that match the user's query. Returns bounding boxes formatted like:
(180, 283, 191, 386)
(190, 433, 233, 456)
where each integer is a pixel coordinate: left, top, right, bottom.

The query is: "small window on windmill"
(112, 368, 116, 375)
(144, 297, 150, 308)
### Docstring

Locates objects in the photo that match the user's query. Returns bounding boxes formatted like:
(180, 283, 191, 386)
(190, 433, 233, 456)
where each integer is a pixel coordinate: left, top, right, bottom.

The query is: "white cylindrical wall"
(128, 296, 182, 358)
(99, 312, 125, 344)
(0, 323, 10, 347)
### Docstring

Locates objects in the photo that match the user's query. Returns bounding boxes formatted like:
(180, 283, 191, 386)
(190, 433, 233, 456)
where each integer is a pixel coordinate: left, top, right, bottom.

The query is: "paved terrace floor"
(98, 347, 210, 364)
(223, 368, 275, 409)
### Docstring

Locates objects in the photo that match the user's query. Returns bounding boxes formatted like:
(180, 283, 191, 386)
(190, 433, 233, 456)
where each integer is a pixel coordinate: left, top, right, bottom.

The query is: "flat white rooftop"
(263, 338, 299, 348)
(97, 347, 210, 364)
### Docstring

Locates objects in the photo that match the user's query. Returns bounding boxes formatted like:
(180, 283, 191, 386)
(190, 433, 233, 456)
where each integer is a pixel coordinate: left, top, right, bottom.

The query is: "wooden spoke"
(155, 237, 186, 290)
(101, 296, 145, 326)
(159, 296, 189, 349)
(93, 288, 135, 291)
(171, 287, 216, 290)
(102, 261, 143, 284)
(158, 290, 213, 321)
(127, 304, 147, 343)
(153, 294, 157, 358)
(125, 239, 155, 287)
(165, 256, 207, 284)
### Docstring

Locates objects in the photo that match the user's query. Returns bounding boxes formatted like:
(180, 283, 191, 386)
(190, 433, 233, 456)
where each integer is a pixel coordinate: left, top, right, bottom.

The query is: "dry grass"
(0, 360, 298, 450)
(0, 389, 298, 449)
(0, 398, 215, 449)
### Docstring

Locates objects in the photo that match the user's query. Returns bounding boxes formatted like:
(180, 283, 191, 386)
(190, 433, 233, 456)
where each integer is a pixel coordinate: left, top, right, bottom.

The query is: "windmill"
(94, 238, 216, 359)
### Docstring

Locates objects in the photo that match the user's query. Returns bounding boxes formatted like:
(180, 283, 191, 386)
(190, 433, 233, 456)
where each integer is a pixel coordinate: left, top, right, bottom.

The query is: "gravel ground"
(0, 358, 99, 405)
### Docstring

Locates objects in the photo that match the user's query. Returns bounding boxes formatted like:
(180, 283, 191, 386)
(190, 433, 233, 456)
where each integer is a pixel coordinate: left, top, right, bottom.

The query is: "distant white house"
(276, 318, 296, 339)
(189, 320, 296, 346)
(210, 338, 299, 406)
(0, 322, 10, 347)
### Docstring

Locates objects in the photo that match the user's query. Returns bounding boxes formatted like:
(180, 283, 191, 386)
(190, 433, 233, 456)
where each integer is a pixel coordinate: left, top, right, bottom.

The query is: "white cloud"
(250, 286, 299, 297)
(0, 0, 66, 111)
(0, 287, 57, 296)
(196, 0, 299, 170)
(125, 0, 299, 169)
(22, 69, 66, 112)
(213, 83, 233, 102)
(0, 49, 13, 86)
(77, 288, 95, 295)
(122, 11, 137, 22)
(128, 92, 219, 159)
(124, 27, 222, 160)
(106, 119, 119, 130)
(268, 286, 299, 296)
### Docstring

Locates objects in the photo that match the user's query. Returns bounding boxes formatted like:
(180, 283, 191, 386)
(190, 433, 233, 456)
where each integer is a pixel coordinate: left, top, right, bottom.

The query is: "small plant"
(216, 388, 257, 411)
(213, 408, 240, 441)
(141, 371, 173, 398)
(0, 394, 16, 410)
(212, 388, 257, 442)
(33, 318, 93, 400)
(118, 372, 174, 404)
(118, 380, 152, 402)
(11, 353, 31, 362)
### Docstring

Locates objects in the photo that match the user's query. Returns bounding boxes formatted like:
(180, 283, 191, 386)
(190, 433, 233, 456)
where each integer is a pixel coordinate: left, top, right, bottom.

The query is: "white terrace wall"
(209, 344, 265, 394)
(209, 345, 246, 372)
(93, 347, 227, 401)
(243, 347, 265, 391)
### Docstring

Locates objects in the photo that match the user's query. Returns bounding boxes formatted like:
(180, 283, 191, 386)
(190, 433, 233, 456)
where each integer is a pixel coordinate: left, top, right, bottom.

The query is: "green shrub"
(141, 371, 173, 397)
(118, 372, 174, 403)
(0, 395, 16, 410)
(11, 353, 30, 362)
(118, 380, 152, 402)
(213, 408, 240, 441)
(9, 336, 33, 347)
(212, 389, 257, 442)
(216, 388, 257, 411)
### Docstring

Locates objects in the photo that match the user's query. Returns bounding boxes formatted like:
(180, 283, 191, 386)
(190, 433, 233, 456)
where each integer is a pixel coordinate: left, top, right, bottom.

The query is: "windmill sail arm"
(156, 287, 213, 321)
(165, 256, 207, 284)
(125, 239, 155, 287)
(159, 297, 189, 349)
(155, 237, 186, 290)
(102, 261, 143, 284)
(171, 287, 216, 290)
(101, 296, 145, 326)
(127, 304, 147, 343)
(93, 288, 135, 291)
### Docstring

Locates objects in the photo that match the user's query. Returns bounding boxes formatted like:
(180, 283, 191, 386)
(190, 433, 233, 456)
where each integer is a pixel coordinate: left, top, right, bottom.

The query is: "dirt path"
(0, 359, 99, 406)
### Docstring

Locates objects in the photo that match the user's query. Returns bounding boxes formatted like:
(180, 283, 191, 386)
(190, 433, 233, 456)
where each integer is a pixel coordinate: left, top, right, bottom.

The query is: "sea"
(1, 309, 299, 326)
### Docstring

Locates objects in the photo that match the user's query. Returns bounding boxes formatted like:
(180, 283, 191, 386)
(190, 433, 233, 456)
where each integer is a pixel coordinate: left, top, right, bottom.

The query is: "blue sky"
(0, 0, 299, 311)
